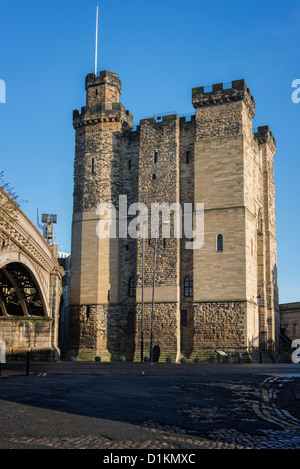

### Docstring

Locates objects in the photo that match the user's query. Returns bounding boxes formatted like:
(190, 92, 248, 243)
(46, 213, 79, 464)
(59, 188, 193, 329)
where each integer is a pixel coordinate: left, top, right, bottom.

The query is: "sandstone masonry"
(68, 71, 279, 362)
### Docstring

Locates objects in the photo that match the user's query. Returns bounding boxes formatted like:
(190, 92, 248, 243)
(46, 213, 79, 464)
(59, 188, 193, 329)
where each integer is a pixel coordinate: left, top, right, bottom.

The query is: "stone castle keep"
(68, 70, 279, 362)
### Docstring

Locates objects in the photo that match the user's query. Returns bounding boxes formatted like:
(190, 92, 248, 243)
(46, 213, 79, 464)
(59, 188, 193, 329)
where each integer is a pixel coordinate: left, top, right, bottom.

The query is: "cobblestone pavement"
(0, 363, 300, 450)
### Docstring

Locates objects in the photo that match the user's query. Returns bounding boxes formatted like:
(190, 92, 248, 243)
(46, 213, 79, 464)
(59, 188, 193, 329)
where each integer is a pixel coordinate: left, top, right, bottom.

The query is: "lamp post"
(257, 293, 263, 362)
(149, 221, 169, 364)
(141, 221, 146, 363)
(149, 227, 158, 365)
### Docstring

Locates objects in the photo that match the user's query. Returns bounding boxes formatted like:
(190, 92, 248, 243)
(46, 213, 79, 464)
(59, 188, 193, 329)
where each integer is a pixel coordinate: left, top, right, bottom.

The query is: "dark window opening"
(184, 276, 193, 297)
(186, 151, 191, 164)
(217, 234, 223, 251)
(181, 310, 188, 327)
(128, 160, 131, 171)
(127, 312, 135, 332)
(153, 174, 156, 180)
(163, 238, 166, 249)
(128, 277, 136, 297)
(92, 158, 95, 174)
(154, 152, 158, 163)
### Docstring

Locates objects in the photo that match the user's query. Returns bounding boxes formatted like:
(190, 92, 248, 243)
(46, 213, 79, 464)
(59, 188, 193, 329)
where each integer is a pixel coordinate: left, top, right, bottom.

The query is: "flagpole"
(95, 4, 99, 75)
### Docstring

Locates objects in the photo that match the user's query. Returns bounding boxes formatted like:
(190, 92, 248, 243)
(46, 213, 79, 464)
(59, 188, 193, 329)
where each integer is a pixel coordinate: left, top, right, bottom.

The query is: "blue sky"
(0, 0, 299, 303)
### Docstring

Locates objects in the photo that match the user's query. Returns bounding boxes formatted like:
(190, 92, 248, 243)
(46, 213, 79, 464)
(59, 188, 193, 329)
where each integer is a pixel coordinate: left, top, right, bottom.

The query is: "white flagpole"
(95, 5, 99, 75)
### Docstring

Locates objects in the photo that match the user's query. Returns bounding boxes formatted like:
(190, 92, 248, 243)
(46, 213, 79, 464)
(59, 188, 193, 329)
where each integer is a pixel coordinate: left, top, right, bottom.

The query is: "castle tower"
(68, 72, 279, 362)
(191, 80, 279, 355)
(134, 115, 181, 362)
(69, 71, 134, 360)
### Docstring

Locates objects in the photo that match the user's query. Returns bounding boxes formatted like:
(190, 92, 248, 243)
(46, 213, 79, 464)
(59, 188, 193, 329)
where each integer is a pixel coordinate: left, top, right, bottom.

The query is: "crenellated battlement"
(139, 113, 179, 126)
(192, 79, 255, 118)
(73, 102, 134, 129)
(85, 70, 122, 94)
(254, 125, 276, 150)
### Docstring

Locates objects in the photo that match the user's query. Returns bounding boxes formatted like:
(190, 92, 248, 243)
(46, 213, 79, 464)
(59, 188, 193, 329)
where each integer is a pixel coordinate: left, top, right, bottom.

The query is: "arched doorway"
(152, 345, 160, 362)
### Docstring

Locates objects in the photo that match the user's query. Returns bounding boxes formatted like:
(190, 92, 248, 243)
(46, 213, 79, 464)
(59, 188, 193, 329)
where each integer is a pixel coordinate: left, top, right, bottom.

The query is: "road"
(0, 361, 300, 451)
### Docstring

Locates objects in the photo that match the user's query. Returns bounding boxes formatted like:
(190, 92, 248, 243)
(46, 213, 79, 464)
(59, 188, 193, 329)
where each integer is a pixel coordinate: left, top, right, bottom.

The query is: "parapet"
(192, 79, 255, 117)
(254, 126, 276, 150)
(139, 114, 179, 126)
(85, 70, 122, 94)
(73, 102, 134, 129)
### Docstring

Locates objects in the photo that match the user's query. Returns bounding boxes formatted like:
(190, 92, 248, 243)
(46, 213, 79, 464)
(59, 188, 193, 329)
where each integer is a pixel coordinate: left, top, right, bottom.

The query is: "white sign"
(291, 339, 300, 364)
(0, 340, 6, 364)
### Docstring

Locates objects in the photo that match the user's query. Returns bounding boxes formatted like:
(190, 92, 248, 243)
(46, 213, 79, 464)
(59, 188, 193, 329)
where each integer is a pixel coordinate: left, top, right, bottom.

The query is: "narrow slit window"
(128, 160, 131, 171)
(153, 174, 156, 180)
(217, 234, 223, 251)
(154, 152, 158, 163)
(92, 158, 95, 174)
(186, 151, 191, 164)
(181, 310, 188, 328)
(184, 277, 193, 297)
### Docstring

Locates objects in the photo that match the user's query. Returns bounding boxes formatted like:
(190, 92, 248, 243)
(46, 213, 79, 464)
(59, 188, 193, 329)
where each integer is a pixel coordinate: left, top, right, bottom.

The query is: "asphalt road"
(0, 361, 300, 452)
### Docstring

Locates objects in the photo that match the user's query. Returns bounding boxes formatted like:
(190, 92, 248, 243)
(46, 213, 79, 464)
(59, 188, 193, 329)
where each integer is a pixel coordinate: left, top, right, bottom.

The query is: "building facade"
(68, 70, 279, 362)
(280, 302, 300, 342)
(0, 188, 63, 360)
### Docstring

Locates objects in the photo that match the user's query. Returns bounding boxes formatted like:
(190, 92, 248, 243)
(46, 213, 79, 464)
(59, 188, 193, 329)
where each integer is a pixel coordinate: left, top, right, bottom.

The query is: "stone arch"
(0, 252, 49, 317)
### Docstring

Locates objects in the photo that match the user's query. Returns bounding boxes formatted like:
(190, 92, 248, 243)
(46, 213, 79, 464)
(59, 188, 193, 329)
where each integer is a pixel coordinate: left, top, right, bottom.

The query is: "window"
(154, 152, 158, 163)
(92, 158, 95, 175)
(163, 238, 166, 249)
(128, 160, 131, 171)
(181, 310, 188, 327)
(128, 277, 136, 297)
(186, 151, 191, 164)
(127, 312, 135, 332)
(152, 174, 156, 180)
(184, 277, 193, 297)
(217, 234, 223, 251)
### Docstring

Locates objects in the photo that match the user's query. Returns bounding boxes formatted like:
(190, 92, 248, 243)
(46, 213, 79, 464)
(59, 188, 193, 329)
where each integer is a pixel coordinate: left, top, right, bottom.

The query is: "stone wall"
(69, 72, 279, 361)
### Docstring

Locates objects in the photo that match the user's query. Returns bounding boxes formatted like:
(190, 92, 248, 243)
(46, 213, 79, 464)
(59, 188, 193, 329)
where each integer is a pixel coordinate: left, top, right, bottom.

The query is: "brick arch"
(0, 254, 49, 317)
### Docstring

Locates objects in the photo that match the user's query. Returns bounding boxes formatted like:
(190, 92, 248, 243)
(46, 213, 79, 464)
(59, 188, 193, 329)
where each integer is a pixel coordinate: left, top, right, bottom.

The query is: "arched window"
(184, 276, 193, 297)
(128, 277, 136, 297)
(217, 234, 223, 251)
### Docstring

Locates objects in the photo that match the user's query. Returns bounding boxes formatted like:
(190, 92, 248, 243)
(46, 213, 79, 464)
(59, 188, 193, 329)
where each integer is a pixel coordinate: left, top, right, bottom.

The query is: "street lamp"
(149, 220, 169, 364)
(141, 220, 146, 363)
(257, 292, 264, 361)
